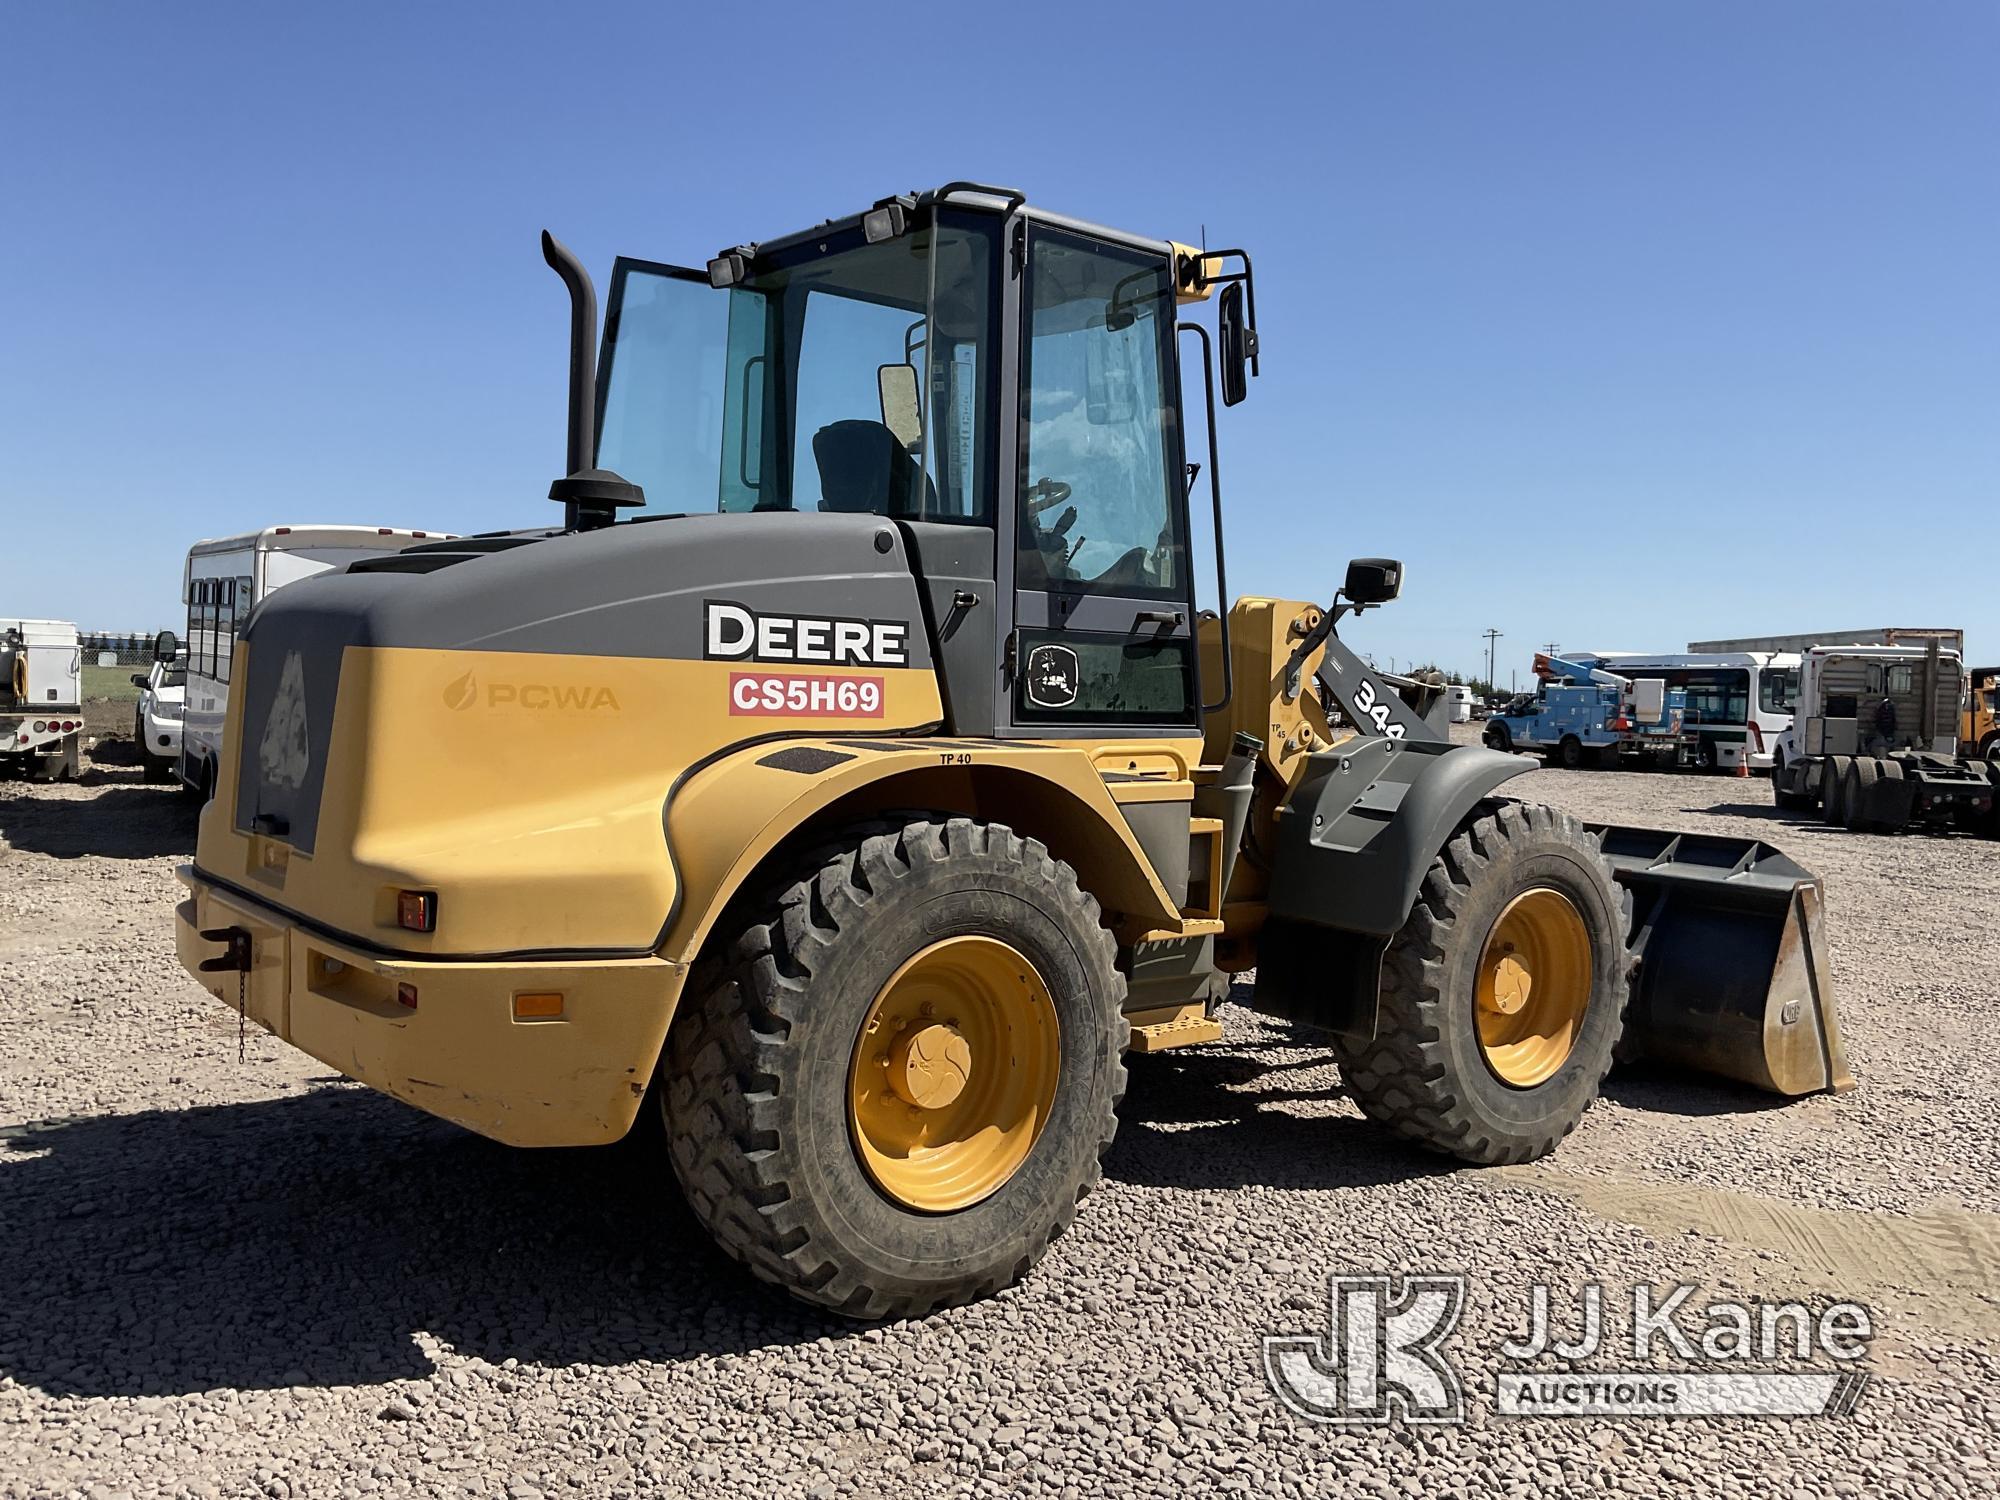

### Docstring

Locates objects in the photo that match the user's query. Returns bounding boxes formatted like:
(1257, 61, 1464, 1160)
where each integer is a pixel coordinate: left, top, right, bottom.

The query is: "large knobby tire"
(1335, 802, 1629, 1165)
(660, 816, 1127, 1320)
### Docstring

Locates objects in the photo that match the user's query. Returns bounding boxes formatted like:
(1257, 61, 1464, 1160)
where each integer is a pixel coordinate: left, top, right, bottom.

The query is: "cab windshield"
(595, 213, 998, 523)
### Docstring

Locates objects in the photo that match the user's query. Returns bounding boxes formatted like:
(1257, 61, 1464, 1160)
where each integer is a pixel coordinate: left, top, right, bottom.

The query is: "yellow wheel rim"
(1474, 888, 1592, 1088)
(847, 936, 1061, 1213)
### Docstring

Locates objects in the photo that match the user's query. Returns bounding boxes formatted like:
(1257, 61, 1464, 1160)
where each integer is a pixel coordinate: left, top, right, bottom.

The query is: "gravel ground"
(3, 747, 1997, 1499)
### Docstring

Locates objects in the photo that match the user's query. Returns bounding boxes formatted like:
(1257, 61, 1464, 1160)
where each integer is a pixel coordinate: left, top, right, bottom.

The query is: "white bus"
(179, 525, 450, 797)
(1574, 652, 1801, 772)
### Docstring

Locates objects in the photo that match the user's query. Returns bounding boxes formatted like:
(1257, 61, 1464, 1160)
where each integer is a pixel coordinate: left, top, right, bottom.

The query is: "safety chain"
(198, 925, 254, 1066)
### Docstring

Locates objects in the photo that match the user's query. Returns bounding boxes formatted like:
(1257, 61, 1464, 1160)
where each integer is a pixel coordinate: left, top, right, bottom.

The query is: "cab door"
(1004, 225, 1199, 738)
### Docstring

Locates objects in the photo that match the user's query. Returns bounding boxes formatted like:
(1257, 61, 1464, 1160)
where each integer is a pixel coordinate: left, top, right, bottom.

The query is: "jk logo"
(1264, 1274, 1467, 1425)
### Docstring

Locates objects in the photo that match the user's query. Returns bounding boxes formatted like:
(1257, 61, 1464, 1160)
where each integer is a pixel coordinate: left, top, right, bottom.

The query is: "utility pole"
(1542, 640, 1561, 658)
(1481, 629, 1502, 696)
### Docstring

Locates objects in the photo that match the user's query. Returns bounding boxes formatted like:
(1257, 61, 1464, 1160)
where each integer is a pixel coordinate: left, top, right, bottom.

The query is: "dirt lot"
(2, 748, 1997, 1499)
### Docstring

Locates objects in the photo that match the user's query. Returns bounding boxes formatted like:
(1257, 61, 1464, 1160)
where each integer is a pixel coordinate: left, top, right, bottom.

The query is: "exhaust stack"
(541, 230, 644, 530)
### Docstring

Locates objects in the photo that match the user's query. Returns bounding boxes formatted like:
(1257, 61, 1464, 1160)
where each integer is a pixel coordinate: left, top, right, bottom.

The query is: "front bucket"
(1590, 824, 1854, 1097)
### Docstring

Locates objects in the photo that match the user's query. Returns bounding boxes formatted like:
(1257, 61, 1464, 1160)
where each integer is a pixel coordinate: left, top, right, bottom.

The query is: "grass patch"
(83, 664, 145, 706)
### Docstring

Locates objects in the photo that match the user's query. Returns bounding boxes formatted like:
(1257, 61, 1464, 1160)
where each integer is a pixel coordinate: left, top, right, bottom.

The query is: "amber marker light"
(513, 992, 565, 1021)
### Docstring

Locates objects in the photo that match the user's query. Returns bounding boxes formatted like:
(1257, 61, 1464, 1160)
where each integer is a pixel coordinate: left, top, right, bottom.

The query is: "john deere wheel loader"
(175, 185, 1850, 1318)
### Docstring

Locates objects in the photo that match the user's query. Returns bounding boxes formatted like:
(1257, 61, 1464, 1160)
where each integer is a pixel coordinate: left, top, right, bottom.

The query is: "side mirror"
(1218, 282, 1256, 407)
(877, 363, 923, 452)
(1343, 557, 1403, 606)
(131, 673, 149, 689)
(153, 629, 178, 662)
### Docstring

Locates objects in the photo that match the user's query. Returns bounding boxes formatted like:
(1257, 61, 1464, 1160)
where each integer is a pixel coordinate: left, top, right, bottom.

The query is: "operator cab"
(566, 184, 1257, 738)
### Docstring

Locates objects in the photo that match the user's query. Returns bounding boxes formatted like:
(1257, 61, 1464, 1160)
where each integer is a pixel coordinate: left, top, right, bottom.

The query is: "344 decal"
(1353, 676, 1407, 740)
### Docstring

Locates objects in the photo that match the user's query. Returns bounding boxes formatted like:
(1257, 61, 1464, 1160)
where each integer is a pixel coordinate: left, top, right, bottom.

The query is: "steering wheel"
(1024, 476, 1073, 516)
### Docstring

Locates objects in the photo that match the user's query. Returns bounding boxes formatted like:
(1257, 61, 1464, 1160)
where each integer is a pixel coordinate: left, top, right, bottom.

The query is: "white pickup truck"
(1, 619, 85, 781)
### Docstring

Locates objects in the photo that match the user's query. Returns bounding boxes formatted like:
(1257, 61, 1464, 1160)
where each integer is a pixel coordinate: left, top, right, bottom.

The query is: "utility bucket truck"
(1484, 653, 1693, 770)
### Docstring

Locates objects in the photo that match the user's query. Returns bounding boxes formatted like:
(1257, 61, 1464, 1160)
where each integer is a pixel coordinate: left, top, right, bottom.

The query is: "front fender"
(1252, 738, 1530, 1042)
(1268, 738, 1531, 939)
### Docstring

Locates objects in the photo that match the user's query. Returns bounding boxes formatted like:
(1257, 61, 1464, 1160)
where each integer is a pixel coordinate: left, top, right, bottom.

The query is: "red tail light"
(1749, 722, 1765, 752)
(396, 890, 437, 932)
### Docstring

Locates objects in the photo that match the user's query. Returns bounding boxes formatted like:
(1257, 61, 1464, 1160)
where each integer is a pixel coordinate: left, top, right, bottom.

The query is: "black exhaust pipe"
(541, 230, 644, 530)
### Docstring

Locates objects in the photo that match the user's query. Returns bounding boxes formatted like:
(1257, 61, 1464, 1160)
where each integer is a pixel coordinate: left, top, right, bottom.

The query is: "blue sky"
(2, 1, 1994, 686)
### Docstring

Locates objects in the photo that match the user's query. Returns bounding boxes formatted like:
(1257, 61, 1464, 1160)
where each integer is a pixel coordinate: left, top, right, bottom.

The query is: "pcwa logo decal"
(442, 669, 620, 711)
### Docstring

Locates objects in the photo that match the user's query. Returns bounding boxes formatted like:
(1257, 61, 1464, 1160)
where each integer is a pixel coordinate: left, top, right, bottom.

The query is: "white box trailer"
(1, 619, 85, 780)
(177, 526, 452, 797)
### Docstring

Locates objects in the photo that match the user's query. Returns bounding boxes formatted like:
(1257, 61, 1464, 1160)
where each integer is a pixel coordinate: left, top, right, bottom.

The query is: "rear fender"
(1253, 739, 1531, 1040)
(661, 739, 1188, 969)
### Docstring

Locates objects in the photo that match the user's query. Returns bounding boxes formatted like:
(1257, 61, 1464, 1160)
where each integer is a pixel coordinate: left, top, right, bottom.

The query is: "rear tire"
(1843, 758, 1878, 833)
(1334, 802, 1629, 1166)
(1556, 736, 1585, 770)
(660, 816, 1126, 1319)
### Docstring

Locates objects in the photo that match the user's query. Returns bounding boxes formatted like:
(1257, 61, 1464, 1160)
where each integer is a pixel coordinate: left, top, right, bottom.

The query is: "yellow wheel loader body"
(176, 635, 1200, 1145)
(169, 185, 1850, 1313)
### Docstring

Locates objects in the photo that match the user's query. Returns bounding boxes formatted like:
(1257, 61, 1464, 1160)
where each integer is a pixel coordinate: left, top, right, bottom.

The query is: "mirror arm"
(1177, 321, 1232, 715)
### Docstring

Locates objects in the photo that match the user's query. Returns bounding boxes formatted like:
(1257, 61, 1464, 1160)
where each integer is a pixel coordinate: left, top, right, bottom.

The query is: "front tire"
(661, 816, 1126, 1319)
(1772, 756, 1813, 812)
(1822, 756, 1852, 824)
(1334, 802, 1629, 1165)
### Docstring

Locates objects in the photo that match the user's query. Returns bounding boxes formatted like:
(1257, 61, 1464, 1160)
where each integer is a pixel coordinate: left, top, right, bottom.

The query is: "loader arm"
(1300, 622, 1452, 745)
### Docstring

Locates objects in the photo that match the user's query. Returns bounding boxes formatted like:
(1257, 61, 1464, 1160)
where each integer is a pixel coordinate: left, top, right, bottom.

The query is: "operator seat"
(812, 420, 935, 518)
